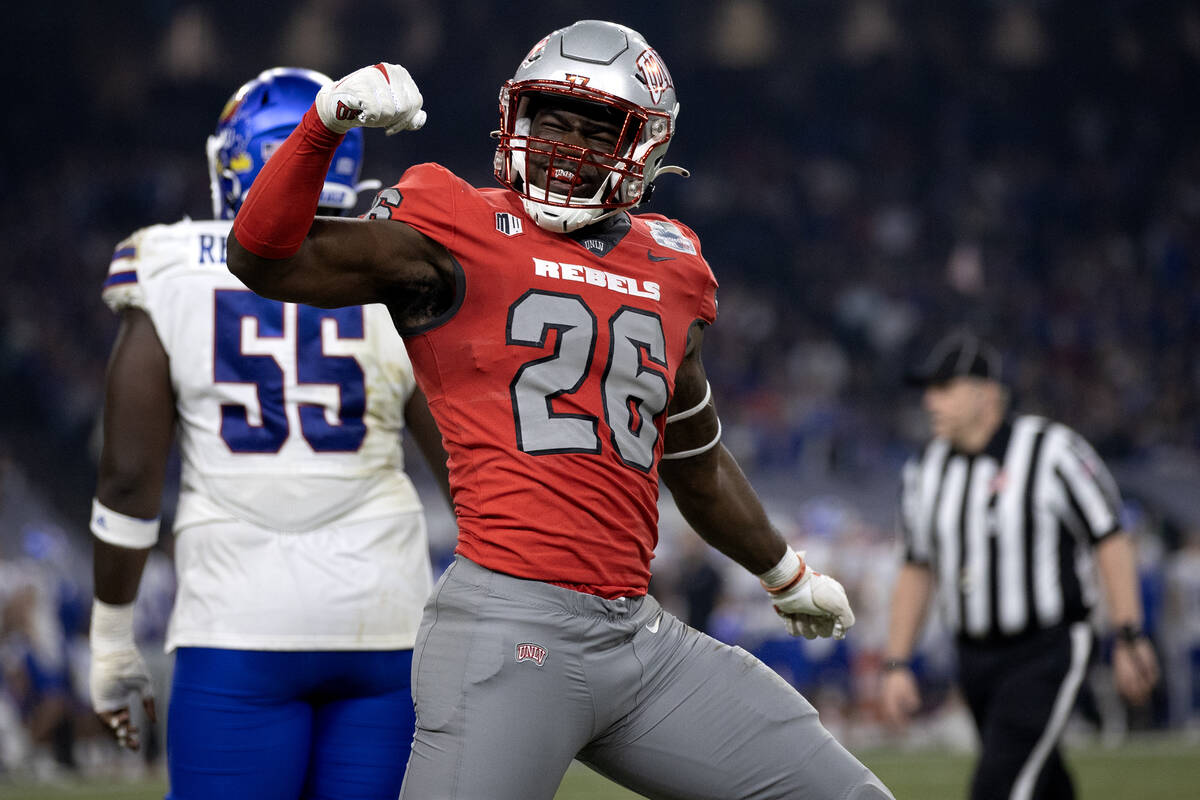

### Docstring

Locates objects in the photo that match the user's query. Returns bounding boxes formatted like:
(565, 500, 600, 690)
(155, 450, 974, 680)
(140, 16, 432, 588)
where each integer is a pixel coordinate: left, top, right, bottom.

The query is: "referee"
(879, 330, 1159, 800)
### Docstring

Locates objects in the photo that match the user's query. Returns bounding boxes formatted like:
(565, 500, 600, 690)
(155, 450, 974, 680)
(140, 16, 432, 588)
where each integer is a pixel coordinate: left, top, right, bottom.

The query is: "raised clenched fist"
(315, 63, 426, 136)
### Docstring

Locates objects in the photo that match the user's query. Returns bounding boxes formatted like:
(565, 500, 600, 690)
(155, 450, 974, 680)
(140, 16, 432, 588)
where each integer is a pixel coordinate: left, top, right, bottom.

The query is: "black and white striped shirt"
(899, 414, 1122, 642)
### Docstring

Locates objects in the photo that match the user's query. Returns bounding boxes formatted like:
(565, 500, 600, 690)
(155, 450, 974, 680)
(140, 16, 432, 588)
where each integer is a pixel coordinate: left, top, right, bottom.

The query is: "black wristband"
(882, 658, 912, 672)
(1115, 624, 1145, 645)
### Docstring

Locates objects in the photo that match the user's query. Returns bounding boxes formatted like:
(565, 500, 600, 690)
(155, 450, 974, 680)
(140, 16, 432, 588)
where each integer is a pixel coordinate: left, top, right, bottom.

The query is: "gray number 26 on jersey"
(508, 290, 669, 473)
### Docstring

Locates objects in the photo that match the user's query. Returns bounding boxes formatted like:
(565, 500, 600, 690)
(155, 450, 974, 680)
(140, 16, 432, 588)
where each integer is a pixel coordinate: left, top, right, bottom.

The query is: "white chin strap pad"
(521, 197, 607, 233)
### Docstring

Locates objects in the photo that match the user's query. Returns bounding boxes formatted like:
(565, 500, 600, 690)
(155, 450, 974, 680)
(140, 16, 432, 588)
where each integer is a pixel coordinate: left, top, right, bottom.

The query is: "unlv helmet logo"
(636, 49, 673, 103)
(521, 35, 551, 69)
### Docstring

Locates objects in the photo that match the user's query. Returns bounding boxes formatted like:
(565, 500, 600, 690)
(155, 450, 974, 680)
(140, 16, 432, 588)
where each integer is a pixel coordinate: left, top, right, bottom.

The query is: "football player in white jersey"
(87, 68, 449, 800)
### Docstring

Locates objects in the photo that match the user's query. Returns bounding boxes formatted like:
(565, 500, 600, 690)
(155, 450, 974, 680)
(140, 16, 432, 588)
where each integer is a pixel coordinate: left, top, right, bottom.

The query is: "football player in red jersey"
(229, 20, 893, 800)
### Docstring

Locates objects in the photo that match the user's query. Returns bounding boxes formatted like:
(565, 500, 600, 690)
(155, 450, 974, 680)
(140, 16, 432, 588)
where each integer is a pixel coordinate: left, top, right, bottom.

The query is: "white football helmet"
(493, 20, 689, 233)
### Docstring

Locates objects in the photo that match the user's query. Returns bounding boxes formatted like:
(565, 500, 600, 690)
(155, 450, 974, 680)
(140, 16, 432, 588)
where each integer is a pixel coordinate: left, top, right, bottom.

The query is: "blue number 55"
(214, 290, 366, 453)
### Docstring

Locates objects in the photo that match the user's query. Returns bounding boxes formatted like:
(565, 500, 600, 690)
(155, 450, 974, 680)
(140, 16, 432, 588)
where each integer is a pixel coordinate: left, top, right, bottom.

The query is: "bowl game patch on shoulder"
(646, 220, 696, 255)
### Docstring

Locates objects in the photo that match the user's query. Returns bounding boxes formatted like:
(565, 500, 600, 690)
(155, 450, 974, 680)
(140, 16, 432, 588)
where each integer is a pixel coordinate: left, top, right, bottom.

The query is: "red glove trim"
(232, 106, 344, 259)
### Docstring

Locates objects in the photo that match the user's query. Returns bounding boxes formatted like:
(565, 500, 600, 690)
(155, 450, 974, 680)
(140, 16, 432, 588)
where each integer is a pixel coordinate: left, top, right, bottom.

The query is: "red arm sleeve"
(232, 106, 344, 258)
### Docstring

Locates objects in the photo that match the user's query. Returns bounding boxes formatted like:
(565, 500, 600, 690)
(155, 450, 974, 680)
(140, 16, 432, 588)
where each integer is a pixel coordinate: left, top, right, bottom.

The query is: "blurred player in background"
(229, 20, 892, 800)
(880, 330, 1159, 800)
(87, 67, 449, 800)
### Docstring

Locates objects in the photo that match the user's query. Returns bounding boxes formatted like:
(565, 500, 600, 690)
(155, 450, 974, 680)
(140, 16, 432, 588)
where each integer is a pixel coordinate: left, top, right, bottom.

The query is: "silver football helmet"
(493, 20, 689, 233)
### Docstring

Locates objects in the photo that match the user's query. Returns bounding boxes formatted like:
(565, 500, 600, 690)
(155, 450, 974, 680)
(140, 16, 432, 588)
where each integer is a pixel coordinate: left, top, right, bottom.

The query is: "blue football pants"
(167, 647, 415, 800)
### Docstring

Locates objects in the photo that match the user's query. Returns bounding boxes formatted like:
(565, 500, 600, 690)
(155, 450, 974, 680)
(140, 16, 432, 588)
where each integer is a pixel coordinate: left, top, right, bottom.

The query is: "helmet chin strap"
(521, 161, 624, 232)
(520, 195, 618, 233)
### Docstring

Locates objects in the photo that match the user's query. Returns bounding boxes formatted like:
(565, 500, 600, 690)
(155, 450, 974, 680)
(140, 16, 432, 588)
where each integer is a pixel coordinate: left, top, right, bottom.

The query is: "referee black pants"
(957, 622, 1093, 800)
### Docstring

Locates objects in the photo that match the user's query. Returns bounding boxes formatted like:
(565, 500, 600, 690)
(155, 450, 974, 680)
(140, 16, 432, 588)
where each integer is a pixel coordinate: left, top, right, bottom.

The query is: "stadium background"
(1, 0, 1198, 795)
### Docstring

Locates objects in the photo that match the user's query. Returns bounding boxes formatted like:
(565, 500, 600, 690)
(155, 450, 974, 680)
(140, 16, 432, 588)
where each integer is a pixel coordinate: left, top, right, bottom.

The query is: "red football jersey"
(380, 163, 717, 597)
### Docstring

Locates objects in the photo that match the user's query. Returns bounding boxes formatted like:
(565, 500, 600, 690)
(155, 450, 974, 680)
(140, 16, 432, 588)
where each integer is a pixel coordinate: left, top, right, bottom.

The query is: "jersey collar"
(567, 213, 631, 258)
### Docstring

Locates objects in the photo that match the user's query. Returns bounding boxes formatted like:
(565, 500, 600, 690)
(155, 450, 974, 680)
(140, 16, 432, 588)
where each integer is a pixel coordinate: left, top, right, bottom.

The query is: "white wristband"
(757, 546, 805, 590)
(90, 599, 137, 655)
(91, 498, 159, 549)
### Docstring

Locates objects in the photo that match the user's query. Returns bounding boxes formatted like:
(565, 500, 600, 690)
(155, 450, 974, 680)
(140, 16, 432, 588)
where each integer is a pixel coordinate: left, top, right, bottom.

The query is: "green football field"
(2, 737, 1197, 799)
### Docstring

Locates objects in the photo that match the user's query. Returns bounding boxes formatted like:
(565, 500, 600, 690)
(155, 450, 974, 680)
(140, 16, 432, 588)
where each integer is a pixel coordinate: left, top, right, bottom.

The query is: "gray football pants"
(399, 556, 893, 800)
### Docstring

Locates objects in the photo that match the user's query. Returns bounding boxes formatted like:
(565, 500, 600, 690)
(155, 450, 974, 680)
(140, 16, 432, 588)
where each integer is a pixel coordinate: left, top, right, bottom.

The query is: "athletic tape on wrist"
(91, 498, 159, 549)
(758, 546, 806, 591)
(90, 599, 137, 653)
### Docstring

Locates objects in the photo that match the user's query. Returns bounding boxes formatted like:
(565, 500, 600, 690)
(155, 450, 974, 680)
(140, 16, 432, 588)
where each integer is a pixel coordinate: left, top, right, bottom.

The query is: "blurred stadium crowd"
(2, 0, 1198, 778)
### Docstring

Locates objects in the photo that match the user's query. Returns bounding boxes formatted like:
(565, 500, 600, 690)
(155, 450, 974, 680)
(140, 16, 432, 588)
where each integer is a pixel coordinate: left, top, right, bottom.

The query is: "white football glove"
(89, 600, 154, 715)
(315, 63, 427, 136)
(761, 549, 856, 640)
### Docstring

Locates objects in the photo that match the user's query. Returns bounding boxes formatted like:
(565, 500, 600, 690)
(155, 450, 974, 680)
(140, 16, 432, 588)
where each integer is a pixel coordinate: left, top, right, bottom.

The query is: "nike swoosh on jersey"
(646, 613, 662, 633)
(647, 249, 676, 262)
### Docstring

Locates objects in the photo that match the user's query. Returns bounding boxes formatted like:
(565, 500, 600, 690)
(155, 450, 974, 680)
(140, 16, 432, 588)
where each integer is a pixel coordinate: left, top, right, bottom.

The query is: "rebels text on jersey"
(375, 163, 717, 597)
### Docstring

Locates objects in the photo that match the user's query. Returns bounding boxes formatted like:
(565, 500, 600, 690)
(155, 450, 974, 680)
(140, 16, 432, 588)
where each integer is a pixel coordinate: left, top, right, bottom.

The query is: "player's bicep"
(96, 309, 176, 517)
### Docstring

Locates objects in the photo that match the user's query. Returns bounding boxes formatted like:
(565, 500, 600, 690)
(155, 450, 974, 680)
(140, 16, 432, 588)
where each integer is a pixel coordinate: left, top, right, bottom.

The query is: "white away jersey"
(104, 219, 432, 650)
